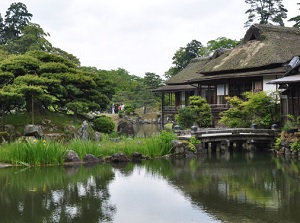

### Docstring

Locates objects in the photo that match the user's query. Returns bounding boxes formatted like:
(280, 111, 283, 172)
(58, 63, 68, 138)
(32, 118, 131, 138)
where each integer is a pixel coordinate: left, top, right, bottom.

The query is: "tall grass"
(1, 139, 66, 166)
(0, 131, 177, 166)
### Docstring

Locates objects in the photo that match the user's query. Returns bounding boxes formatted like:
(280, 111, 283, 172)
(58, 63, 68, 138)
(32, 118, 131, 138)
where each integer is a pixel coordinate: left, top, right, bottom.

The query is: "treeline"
(0, 2, 163, 117)
(0, 1, 299, 116)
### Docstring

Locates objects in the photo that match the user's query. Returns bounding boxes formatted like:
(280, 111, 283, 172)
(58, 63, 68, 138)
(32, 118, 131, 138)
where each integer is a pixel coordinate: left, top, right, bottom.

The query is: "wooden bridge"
(177, 127, 278, 151)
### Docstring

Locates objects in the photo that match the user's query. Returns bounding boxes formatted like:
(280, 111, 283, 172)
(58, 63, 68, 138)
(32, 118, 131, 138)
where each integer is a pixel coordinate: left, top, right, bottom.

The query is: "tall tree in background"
(2, 23, 52, 54)
(2, 2, 32, 42)
(288, 3, 300, 28)
(139, 72, 163, 113)
(0, 14, 5, 44)
(199, 37, 240, 57)
(244, 0, 287, 27)
(164, 39, 202, 79)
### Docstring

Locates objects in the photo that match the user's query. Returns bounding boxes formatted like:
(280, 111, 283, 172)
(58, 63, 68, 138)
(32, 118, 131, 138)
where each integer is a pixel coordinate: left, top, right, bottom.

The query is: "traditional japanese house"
(152, 58, 207, 125)
(268, 56, 300, 123)
(153, 24, 300, 126)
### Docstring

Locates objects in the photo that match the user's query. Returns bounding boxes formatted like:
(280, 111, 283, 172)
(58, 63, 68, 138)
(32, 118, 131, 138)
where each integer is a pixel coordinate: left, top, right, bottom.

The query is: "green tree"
(199, 37, 240, 57)
(177, 96, 212, 129)
(219, 91, 280, 128)
(143, 72, 163, 89)
(164, 40, 202, 79)
(2, 23, 52, 54)
(288, 3, 300, 28)
(2, 2, 32, 42)
(177, 107, 196, 129)
(0, 51, 113, 115)
(92, 115, 115, 134)
(137, 72, 163, 113)
(0, 14, 5, 44)
(218, 96, 250, 128)
(244, 0, 288, 27)
(189, 96, 213, 127)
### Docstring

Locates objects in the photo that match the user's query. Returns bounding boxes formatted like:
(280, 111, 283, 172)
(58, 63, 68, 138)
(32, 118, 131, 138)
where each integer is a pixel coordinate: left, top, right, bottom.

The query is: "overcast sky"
(0, 0, 298, 77)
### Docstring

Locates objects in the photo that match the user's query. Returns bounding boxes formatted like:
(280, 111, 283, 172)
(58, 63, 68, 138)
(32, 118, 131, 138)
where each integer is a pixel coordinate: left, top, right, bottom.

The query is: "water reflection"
(0, 164, 116, 223)
(133, 124, 162, 137)
(109, 164, 219, 223)
(1, 152, 300, 222)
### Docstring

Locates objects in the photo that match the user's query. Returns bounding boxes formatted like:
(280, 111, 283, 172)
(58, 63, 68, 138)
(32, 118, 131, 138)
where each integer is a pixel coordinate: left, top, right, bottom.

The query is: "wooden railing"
(162, 106, 179, 114)
(209, 104, 229, 110)
(162, 104, 229, 114)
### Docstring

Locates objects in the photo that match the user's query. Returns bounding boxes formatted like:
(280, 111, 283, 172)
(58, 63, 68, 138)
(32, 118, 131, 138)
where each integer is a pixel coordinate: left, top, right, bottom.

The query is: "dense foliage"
(0, 131, 178, 165)
(177, 107, 196, 129)
(177, 96, 213, 129)
(92, 116, 115, 134)
(244, 0, 288, 27)
(189, 96, 213, 127)
(219, 91, 280, 128)
(0, 2, 164, 118)
(288, 3, 300, 28)
(165, 38, 239, 79)
(165, 40, 202, 79)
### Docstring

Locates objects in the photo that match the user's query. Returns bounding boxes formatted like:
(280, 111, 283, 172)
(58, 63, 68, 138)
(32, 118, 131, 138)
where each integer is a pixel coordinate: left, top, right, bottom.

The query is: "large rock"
(24, 124, 43, 138)
(65, 150, 81, 162)
(171, 140, 193, 157)
(131, 152, 144, 162)
(74, 121, 89, 140)
(117, 120, 134, 136)
(108, 153, 130, 162)
(83, 154, 102, 163)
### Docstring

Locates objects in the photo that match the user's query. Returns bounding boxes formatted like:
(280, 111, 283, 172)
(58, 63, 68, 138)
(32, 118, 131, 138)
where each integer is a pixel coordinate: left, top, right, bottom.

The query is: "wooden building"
(268, 57, 300, 123)
(153, 24, 300, 126)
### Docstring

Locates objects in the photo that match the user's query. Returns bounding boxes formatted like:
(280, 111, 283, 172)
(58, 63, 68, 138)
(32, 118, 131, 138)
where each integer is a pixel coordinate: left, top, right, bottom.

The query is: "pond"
(133, 123, 162, 137)
(1, 151, 300, 223)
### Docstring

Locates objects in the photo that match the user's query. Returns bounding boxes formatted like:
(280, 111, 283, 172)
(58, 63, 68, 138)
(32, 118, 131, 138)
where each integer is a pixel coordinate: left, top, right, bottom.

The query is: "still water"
(1, 152, 300, 223)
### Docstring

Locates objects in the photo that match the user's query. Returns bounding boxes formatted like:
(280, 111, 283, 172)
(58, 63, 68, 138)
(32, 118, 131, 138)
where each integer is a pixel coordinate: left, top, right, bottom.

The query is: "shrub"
(177, 107, 196, 129)
(274, 137, 282, 150)
(124, 104, 135, 115)
(219, 91, 280, 128)
(291, 139, 300, 152)
(176, 96, 213, 129)
(92, 115, 115, 134)
(189, 96, 213, 127)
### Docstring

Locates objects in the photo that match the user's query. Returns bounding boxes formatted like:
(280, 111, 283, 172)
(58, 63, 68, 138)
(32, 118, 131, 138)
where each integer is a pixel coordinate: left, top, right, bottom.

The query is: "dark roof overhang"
(186, 67, 286, 84)
(151, 84, 197, 93)
(267, 74, 300, 84)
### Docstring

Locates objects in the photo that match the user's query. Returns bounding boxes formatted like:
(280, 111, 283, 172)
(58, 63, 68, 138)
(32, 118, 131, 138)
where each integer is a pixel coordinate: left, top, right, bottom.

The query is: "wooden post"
(161, 93, 165, 129)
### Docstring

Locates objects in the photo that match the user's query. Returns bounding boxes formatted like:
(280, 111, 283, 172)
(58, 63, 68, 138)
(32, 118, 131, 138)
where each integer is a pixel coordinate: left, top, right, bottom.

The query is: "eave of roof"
(152, 84, 197, 93)
(187, 66, 286, 84)
(267, 74, 300, 84)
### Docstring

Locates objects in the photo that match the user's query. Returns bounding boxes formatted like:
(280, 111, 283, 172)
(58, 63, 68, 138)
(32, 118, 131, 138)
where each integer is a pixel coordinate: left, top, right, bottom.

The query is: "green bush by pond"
(0, 131, 177, 166)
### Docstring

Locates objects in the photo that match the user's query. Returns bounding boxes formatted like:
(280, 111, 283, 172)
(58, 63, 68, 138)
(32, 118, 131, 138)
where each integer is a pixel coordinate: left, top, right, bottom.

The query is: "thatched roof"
(188, 67, 286, 84)
(165, 58, 208, 85)
(151, 57, 207, 93)
(154, 24, 300, 90)
(198, 24, 300, 75)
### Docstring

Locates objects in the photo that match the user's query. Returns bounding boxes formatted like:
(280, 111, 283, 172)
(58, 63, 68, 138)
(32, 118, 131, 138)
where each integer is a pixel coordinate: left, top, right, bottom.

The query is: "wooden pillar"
(161, 92, 165, 129)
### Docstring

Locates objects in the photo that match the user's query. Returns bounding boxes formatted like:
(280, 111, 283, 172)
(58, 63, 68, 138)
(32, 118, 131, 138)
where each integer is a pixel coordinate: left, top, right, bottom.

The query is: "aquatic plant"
(7, 139, 66, 166)
(0, 130, 177, 166)
(273, 137, 282, 151)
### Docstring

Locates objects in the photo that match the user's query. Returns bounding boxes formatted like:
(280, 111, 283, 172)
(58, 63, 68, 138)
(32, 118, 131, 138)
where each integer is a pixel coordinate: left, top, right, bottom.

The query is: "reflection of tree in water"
(139, 152, 300, 223)
(0, 164, 116, 223)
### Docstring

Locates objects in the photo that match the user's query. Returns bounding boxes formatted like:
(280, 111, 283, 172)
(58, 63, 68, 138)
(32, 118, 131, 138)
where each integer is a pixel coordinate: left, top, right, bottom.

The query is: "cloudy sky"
(0, 0, 298, 77)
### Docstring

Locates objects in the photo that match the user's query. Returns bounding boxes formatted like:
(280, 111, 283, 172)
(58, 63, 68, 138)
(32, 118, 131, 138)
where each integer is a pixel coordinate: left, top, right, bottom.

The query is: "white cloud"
(0, 0, 298, 77)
